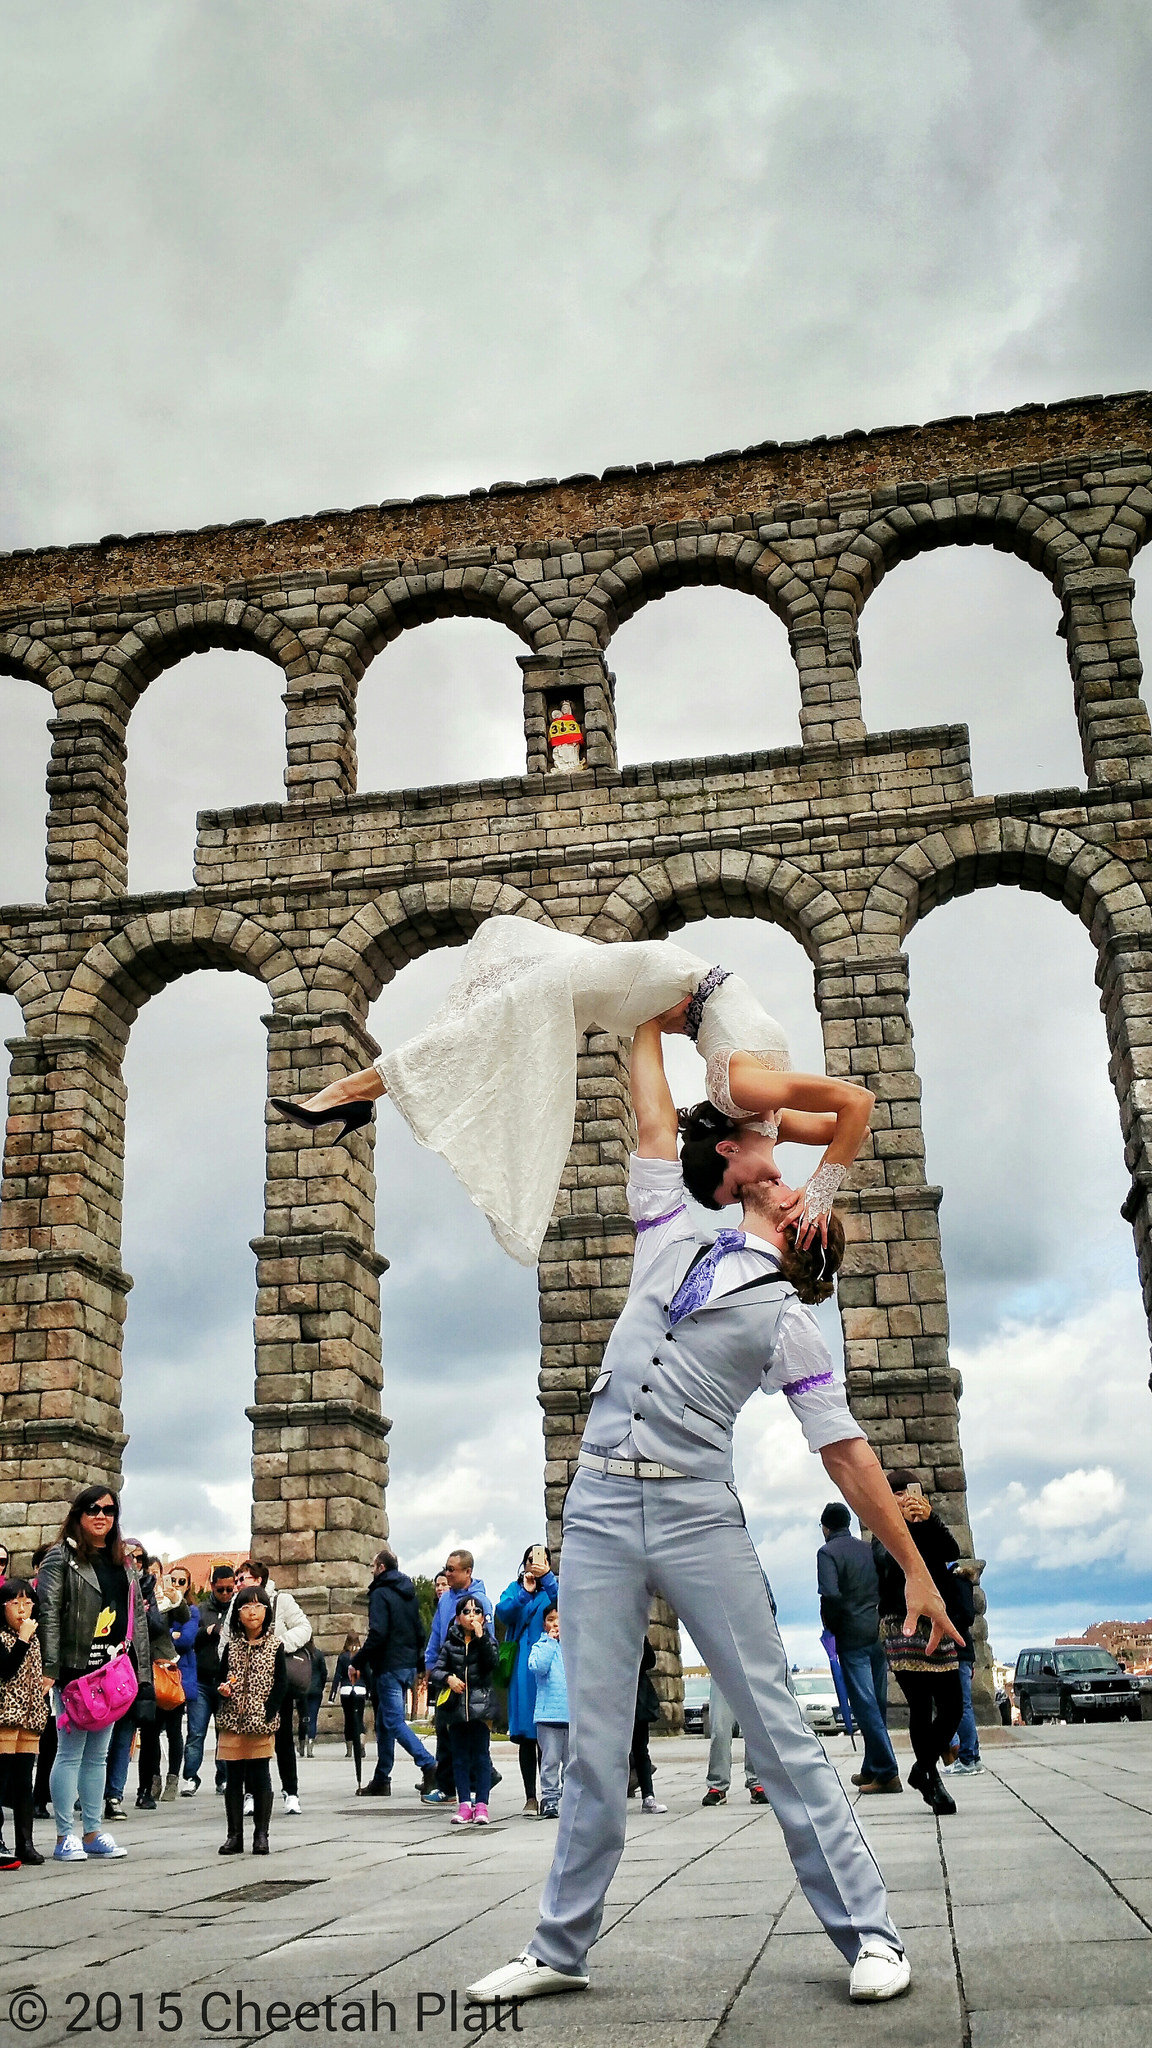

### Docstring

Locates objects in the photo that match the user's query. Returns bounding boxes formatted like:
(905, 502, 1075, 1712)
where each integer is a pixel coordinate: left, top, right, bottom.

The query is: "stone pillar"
(536, 1029, 683, 1727)
(283, 675, 357, 802)
(45, 707, 128, 902)
(816, 949, 995, 1721)
(0, 1034, 131, 1566)
(791, 609, 865, 749)
(1097, 934, 1152, 1377)
(254, 1008, 389, 1654)
(1060, 567, 1152, 786)
(519, 649, 617, 775)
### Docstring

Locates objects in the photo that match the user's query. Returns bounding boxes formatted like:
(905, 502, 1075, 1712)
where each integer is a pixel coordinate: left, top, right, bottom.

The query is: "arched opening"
(906, 889, 1152, 1657)
(367, 944, 540, 1598)
(0, 676, 52, 904)
(356, 618, 526, 795)
(859, 547, 1081, 793)
(117, 970, 269, 1558)
(612, 586, 801, 767)
(126, 650, 286, 893)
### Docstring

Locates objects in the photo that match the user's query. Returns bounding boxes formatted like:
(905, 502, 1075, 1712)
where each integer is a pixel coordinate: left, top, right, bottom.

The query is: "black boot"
(11, 1761, 44, 1867)
(926, 1769, 957, 1817)
(251, 1778, 272, 1855)
(219, 1776, 244, 1855)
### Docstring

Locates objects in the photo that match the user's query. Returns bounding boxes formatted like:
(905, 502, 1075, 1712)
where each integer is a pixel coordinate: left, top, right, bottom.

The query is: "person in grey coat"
(817, 1503, 901, 1792)
(467, 1004, 962, 2011)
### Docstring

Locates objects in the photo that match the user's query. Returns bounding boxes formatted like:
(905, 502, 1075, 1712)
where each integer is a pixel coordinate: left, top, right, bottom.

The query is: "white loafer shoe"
(850, 1940, 912, 2002)
(464, 1955, 589, 2004)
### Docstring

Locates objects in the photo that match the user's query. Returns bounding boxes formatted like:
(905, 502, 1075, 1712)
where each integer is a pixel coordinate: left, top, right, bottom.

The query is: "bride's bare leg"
(298, 1066, 386, 1114)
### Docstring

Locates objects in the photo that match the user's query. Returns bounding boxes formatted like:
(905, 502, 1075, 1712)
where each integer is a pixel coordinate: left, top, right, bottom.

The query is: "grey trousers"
(537, 1722, 569, 1805)
(707, 1678, 759, 1791)
(528, 1471, 900, 1976)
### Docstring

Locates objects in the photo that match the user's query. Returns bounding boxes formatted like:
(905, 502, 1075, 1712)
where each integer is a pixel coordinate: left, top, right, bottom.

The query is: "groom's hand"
(903, 1569, 965, 1657)
(652, 997, 691, 1035)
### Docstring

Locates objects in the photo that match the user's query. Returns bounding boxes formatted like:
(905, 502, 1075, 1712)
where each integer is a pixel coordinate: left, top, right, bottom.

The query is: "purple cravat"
(668, 1230, 747, 1325)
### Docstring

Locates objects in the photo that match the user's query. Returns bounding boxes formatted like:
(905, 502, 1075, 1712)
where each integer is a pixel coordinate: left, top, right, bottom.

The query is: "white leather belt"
(578, 1449, 689, 1481)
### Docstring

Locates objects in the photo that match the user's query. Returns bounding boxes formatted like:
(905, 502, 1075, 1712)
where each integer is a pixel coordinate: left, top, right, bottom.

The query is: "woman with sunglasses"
(36, 1486, 154, 1861)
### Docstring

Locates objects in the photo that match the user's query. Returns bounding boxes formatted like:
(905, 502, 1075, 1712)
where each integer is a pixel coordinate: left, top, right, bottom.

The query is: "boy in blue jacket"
(527, 1607, 568, 1819)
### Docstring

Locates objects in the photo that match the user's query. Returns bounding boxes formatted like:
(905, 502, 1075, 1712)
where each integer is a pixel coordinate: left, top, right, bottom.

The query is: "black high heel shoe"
(270, 1099, 373, 1144)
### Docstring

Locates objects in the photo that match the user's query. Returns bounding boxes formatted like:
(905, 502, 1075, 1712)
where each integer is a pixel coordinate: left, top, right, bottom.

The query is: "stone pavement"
(1, 1726, 1150, 2046)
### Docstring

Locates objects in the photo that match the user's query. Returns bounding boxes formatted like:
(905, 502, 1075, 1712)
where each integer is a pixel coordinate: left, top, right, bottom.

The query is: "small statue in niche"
(547, 698, 585, 772)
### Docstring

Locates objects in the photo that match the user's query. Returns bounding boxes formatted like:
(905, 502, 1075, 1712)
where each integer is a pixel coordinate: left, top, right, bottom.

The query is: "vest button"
(633, 1412, 643, 1421)
(652, 1355, 660, 1365)
(641, 1384, 650, 1393)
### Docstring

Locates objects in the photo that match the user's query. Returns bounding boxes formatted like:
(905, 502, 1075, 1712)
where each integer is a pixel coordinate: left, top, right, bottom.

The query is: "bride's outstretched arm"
(724, 1055, 874, 1247)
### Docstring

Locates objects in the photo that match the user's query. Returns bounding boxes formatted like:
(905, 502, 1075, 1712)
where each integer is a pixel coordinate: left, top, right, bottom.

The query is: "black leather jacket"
(37, 1540, 153, 1689)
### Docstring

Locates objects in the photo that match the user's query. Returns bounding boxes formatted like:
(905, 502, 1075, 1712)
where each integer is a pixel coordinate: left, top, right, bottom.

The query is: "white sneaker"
(282, 1793, 301, 1815)
(465, 1954, 589, 2005)
(850, 1940, 912, 2002)
(641, 1796, 667, 1813)
(243, 1794, 254, 1816)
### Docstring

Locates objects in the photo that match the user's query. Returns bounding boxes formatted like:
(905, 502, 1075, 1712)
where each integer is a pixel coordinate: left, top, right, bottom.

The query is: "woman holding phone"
(872, 1472, 975, 1818)
(496, 1544, 559, 1816)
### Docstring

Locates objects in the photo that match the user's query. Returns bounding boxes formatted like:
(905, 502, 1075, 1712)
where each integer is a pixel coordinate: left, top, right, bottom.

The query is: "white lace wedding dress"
(375, 916, 790, 1265)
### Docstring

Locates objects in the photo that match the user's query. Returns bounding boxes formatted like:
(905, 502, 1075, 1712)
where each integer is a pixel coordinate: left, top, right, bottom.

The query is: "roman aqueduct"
(2, 390, 1151, 1717)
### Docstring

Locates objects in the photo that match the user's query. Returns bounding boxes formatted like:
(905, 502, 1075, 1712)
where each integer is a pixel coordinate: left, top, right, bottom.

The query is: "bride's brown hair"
(776, 1213, 846, 1306)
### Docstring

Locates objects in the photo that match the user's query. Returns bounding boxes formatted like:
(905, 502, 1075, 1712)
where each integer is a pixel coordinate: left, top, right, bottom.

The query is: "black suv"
(1013, 1646, 1141, 1724)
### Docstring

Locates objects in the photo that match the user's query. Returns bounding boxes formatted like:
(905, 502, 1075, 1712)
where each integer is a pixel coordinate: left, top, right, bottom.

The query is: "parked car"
(790, 1670, 846, 1737)
(682, 1675, 711, 1737)
(1013, 1646, 1141, 1724)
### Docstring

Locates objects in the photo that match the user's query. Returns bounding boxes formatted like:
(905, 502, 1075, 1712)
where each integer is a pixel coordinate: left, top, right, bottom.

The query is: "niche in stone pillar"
(546, 694, 587, 773)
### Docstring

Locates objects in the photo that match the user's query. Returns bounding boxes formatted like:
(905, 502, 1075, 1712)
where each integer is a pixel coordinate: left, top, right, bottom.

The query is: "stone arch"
(863, 819, 1152, 948)
(0, 947, 52, 1024)
(587, 850, 852, 961)
(581, 535, 798, 655)
(0, 634, 73, 695)
(57, 909, 307, 1058)
(315, 878, 556, 1011)
(846, 496, 1095, 615)
(325, 569, 549, 689)
(77, 604, 308, 718)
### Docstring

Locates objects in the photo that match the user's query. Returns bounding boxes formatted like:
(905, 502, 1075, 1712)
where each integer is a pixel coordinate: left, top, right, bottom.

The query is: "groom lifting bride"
(273, 921, 962, 2006)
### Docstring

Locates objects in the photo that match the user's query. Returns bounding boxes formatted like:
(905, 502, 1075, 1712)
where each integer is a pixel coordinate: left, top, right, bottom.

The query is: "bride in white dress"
(271, 916, 871, 1267)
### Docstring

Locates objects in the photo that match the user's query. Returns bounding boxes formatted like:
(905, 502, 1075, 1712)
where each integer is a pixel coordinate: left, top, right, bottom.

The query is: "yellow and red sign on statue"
(547, 699, 585, 771)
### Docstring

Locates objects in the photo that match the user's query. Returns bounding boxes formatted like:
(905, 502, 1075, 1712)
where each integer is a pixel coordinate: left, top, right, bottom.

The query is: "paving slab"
(0, 1728, 1149, 2045)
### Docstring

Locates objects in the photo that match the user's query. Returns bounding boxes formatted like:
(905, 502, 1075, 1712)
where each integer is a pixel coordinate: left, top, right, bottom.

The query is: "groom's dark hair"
(676, 1101, 738, 1209)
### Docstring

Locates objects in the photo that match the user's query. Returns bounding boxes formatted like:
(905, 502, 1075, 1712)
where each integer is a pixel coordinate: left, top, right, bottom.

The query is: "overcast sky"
(2, 0, 1151, 1666)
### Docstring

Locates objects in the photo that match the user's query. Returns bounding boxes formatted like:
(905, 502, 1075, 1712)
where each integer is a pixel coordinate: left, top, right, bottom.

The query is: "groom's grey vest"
(585, 1234, 795, 1482)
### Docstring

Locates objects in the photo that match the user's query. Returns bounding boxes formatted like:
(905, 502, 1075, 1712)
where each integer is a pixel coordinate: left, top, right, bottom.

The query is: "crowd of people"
(0, 1467, 982, 1872)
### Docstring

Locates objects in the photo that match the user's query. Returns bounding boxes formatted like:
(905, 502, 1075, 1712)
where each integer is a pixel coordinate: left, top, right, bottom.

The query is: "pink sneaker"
(451, 1803, 474, 1827)
(473, 1803, 490, 1825)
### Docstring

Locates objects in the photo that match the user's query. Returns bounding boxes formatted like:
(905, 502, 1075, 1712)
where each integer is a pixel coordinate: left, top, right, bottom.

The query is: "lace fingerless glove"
(800, 1161, 845, 1227)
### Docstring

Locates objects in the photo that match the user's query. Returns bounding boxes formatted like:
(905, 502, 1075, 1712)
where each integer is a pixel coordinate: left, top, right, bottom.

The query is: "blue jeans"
(183, 1686, 225, 1787)
(954, 1661, 980, 1764)
(373, 1668, 435, 1782)
(104, 1712, 135, 1801)
(836, 1641, 899, 1783)
(50, 1709, 115, 1838)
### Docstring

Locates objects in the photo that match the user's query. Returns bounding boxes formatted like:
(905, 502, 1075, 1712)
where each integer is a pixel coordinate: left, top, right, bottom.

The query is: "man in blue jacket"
(423, 1551, 494, 1802)
(357, 1546, 438, 1799)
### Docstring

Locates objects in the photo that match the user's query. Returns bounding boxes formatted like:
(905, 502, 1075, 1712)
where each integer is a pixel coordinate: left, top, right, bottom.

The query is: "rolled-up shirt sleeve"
(762, 1301, 867, 1454)
(626, 1155, 697, 1292)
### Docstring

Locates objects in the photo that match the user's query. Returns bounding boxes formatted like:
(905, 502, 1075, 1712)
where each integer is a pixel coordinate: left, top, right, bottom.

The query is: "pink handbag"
(58, 1580, 139, 1733)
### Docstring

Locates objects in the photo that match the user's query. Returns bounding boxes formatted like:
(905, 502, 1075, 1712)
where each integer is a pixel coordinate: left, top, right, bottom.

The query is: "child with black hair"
(215, 1585, 286, 1856)
(433, 1594, 498, 1827)
(0, 1578, 49, 1866)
